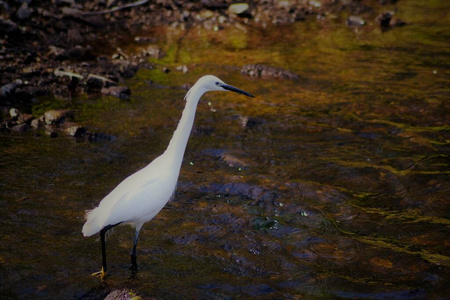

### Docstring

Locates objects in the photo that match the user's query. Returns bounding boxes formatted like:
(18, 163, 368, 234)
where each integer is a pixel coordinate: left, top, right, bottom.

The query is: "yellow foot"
(91, 268, 107, 279)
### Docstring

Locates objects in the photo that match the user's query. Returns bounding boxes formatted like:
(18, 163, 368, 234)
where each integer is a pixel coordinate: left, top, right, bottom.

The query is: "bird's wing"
(83, 155, 177, 236)
(96, 166, 177, 230)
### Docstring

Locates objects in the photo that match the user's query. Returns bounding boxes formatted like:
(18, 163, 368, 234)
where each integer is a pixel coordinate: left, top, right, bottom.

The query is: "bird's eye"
(215, 82, 219, 86)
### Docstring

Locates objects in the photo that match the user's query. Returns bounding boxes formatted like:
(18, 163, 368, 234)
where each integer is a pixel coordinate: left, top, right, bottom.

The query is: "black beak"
(221, 84, 255, 98)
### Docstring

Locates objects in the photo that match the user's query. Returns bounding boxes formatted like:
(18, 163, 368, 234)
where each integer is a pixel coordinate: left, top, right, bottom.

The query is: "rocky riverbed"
(0, 0, 406, 137)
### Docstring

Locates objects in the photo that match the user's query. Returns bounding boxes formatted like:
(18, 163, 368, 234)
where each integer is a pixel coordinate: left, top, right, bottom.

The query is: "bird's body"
(82, 75, 254, 278)
(82, 155, 174, 237)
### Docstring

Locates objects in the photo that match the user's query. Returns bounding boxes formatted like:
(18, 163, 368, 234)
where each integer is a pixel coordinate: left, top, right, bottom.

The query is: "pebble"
(228, 3, 250, 16)
(44, 109, 72, 125)
(9, 108, 19, 117)
(346, 15, 365, 27)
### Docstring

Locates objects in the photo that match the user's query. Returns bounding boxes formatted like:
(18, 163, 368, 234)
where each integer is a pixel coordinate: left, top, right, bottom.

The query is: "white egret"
(82, 75, 254, 278)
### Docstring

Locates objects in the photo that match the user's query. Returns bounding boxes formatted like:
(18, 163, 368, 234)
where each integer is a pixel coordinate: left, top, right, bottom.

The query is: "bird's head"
(192, 75, 255, 98)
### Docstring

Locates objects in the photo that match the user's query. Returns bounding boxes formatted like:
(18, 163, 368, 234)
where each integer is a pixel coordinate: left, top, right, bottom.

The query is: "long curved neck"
(163, 85, 205, 172)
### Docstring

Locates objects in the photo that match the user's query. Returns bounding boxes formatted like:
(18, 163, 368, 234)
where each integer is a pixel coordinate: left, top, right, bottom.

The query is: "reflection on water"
(1, 0, 449, 298)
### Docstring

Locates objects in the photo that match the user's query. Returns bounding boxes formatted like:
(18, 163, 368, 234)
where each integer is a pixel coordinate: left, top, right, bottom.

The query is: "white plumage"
(82, 75, 254, 278)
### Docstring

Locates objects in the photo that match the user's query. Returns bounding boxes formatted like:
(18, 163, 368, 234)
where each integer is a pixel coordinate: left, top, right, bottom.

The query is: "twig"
(81, 0, 149, 16)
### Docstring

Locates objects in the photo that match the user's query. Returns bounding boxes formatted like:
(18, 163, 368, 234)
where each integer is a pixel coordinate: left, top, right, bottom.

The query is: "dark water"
(1, 1, 449, 298)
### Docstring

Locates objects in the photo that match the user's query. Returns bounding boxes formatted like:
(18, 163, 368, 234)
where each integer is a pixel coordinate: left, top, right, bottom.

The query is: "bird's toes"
(91, 268, 107, 279)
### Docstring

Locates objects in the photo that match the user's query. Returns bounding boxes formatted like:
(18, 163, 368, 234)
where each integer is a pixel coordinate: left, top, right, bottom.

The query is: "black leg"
(92, 223, 119, 278)
(130, 228, 141, 271)
(100, 227, 109, 274)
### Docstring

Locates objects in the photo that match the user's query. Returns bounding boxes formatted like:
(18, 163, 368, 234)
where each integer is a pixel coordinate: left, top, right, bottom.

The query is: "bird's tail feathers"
(82, 208, 101, 237)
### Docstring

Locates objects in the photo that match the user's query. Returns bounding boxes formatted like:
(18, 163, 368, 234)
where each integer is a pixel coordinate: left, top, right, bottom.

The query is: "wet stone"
(64, 125, 87, 137)
(21, 65, 41, 77)
(65, 45, 89, 60)
(221, 153, 251, 168)
(240, 116, 266, 129)
(376, 12, 393, 27)
(171, 234, 200, 245)
(142, 45, 165, 59)
(0, 83, 19, 98)
(44, 109, 73, 125)
(228, 3, 252, 18)
(87, 74, 117, 90)
(389, 17, 407, 27)
(243, 284, 274, 297)
(104, 289, 139, 300)
(0, 18, 17, 33)
(101, 86, 131, 99)
(251, 217, 278, 230)
(30, 118, 42, 129)
(88, 132, 117, 142)
(346, 15, 365, 27)
(17, 3, 31, 20)
(54, 69, 84, 80)
(9, 108, 19, 117)
(14, 86, 48, 101)
(203, 182, 277, 202)
(47, 46, 68, 60)
(11, 123, 28, 132)
(241, 64, 299, 80)
(17, 113, 33, 124)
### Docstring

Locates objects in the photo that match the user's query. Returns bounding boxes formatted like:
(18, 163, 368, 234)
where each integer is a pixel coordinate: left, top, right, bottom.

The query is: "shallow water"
(1, 0, 449, 299)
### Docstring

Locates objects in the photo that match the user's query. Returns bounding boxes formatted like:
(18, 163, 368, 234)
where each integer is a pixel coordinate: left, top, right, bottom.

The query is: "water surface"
(1, 0, 449, 298)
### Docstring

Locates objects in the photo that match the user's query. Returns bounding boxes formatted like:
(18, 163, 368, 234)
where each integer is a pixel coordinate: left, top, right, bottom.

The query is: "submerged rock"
(251, 216, 278, 230)
(240, 116, 266, 129)
(201, 182, 278, 202)
(241, 64, 299, 80)
(88, 132, 117, 142)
